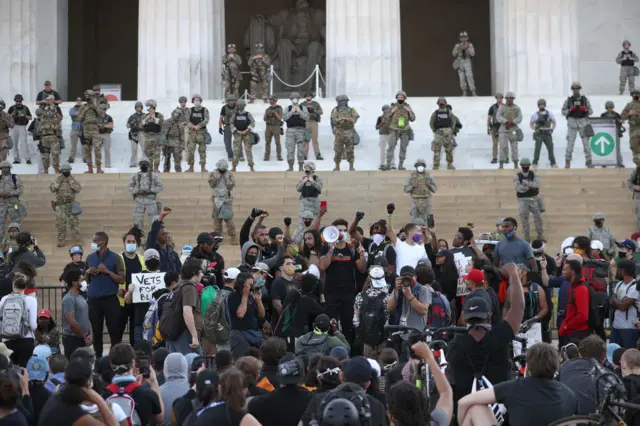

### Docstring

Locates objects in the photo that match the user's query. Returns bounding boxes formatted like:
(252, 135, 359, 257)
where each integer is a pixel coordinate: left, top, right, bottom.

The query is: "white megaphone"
(322, 226, 342, 244)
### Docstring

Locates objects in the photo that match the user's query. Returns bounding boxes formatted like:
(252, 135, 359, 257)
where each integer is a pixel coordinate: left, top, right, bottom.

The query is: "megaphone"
(322, 226, 344, 244)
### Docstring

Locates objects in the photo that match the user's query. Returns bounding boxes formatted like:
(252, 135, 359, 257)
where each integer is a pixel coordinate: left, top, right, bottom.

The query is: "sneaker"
(12, 160, 19, 165)
(68, 158, 74, 163)
(26, 160, 31, 165)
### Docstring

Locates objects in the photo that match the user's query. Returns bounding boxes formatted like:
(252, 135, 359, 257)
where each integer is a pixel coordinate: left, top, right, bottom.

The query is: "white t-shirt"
(394, 240, 430, 275)
(613, 280, 640, 329)
(81, 402, 127, 422)
(0, 293, 37, 340)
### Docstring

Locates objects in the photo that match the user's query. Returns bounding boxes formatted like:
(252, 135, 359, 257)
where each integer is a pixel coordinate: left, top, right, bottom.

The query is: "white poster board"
(512, 323, 543, 356)
(100, 84, 122, 102)
(453, 249, 474, 296)
(132, 272, 166, 303)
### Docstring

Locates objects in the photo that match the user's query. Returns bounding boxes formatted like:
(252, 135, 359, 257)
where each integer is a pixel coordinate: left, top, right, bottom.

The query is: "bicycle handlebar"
(610, 400, 640, 411)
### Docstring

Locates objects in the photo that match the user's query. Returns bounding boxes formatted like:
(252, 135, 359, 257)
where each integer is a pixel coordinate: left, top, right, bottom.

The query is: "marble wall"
(36, 0, 68, 100)
(0, 1, 37, 102)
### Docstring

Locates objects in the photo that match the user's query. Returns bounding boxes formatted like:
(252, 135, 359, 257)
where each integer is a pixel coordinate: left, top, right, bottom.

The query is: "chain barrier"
(269, 65, 322, 96)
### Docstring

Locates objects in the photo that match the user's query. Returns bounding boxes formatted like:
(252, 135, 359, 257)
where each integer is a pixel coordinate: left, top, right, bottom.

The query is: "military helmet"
(178, 96, 188, 103)
(139, 159, 150, 166)
(570, 81, 582, 90)
(216, 159, 229, 170)
(268, 95, 278, 102)
(226, 94, 237, 102)
(171, 109, 181, 119)
(13, 94, 23, 102)
(301, 210, 315, 219)
(100, 103, 108, 110)
(459, 31, 469, 39)
(303, 160, 316, 171)
(145, 99, 157, 108)
(623, 40, 631, 47)
(496, 218, 504, 226)
(605, 100, 615, 109)
(227, 44, 236, 50)
(505, 91, 516, 99)
(414, 158, 427, 167)
(304, 92, 314, 98)
(520, 158, 532, 166)
(382, 104, 390, 111)
(437, 96, 447, 104)
(237, 99, 247, 107)
(192, 94, 202, 103)
(92, 85, 100, 91)
(632, 88, 640, 96)
(0, 161, 12, 169)
(35, 109, 43, 117)
(290, 92, 301, 99)
(60, 163, 72, 172)
(7, 223, 20, 232)
(592, 212, 606, 220)
(84, 90, 95, 98)
(254, 42, 264, 49)
(495, 92, 504, 99)
(395, 90, 407, 99)
(537, 98, 546, 106)
(335, 94, 349, 102)
(135, 101, 143, 109)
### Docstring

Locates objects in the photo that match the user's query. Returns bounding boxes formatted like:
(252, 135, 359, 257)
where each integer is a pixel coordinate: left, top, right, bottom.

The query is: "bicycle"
(510, 319, 538, 379)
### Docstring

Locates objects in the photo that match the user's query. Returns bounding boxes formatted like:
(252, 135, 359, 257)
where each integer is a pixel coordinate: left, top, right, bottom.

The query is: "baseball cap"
(277, 354, 305, 385)
(304, 264, 320, 278)
(368, 266, 387, 288)
(143, 248, 160, 261)
(223, 268, 241, 281)
(33, 344, 52, 359)
(399, 265, 415, 276)
(314, 314, 331, 332)
(462, 295, 491, 321)
(37, 309, 52, 319)
(27, 356, 49, 382)
(251, 262, 273, 278)
(591, 240, 604, 251)
(461, 269, 484, 284)
(197, 232, 215, 244)
(196, 369, 220, 395)
(343, 356, 373, 384)
(617, 239, 636, 251)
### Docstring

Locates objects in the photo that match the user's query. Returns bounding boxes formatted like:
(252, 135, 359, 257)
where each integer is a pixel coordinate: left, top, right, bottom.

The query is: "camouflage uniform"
(301, 94, 323, 160)
(129, 163, 163, 231)
(296, 161, 323, 217)
(490, 219, 504, 241)
(141, 100, 165, 172)
(186, 96, 210, 171)
(263, 96, 283, 161)
(404, 159, 437, 221)
(429, 98, 459, 170)
(0, 222, 20, 255)
(622, 90, 640, 166)
(39, 102, 62, 173)
(230, 100, 255, 170)
(126, 102, 145, 167)
(221, 98, 240, 161)
(617, 41, 639, 95)
(586, 213, 616, 257)
(0, 100, 14, 163)
(0, 163, 24, 240)
(496, 92, 523, 168)
(209, 159, 236, 238)
(600, 101, 625, 167)
(50, 164, 81, 246)
(175, 97, 190, 154)
(283, 92, 310, 171)
(452, 32, 476, 96)
(162, 112, 183, 172)
(384, 91, 415, 170)
(330, 95, 359, 171)
(488, 95, 504, 163)
(514, 159, 543, 241)
(97, 105, 113, 168)
(561, 82, 593, 168)
(248, 43, 271, 102)
(77, 90, 105, 172)
(531, 99, 557, 167)
(377, 105, 393, 169)
(222, 44, 242, 99)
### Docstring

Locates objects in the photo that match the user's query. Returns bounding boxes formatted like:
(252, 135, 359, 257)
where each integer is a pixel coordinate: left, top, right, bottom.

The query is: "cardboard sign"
(512, 323, 543, 356)
(452, 249, 474, 296)
(132, 272, 166, 303)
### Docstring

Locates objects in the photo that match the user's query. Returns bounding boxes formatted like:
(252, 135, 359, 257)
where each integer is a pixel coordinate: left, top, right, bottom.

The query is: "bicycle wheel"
(548, 415, 602, 425)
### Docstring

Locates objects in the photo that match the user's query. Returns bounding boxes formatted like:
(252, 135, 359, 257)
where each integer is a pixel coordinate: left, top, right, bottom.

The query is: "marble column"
(138, 0, 225, 101)
(0, 0, 37, 102)
(491, 0, 579, 97)
(36, 0, 68, 99)
(325, 0, 402, 97)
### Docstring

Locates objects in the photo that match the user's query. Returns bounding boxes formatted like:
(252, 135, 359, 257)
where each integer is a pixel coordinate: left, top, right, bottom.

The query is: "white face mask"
(292, 99, 299, 105)
(417, 166, 425, 173)
(80, 281, 88, 292)
(372, 234, 385, 246)
(194, 100, 201, 107)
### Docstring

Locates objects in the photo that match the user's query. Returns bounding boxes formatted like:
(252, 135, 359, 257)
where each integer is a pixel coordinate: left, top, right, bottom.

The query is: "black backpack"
(316, 383, 372, 426)
(158, 282, 193, 341)
(360, 293, 386, 346)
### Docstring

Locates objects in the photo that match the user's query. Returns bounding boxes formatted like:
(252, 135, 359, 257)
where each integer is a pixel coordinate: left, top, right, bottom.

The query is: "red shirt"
(558, 278, 590, 336)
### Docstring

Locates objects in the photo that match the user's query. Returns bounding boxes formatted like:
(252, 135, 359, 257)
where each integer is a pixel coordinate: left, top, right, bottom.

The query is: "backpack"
(143, 293, 169, 346)
(200, 285, 218, 316)
(427, 291, 452, 329)
(159, 282, 193, 341)
(571, 281, 606, 336)
(317, 383, 372, 426)
(367, 243, 391, 267)
(203, 288, 232, 344)
(296, 332, 329, 356)
(105, 383, 142, 426)
(0, 293, 29, 339)
(360, 293, 386, 346)
(582, 259, 609, 293)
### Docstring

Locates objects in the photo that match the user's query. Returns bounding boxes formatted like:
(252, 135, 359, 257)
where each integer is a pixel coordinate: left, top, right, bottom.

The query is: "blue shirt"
(69, 107, 82, 131)
(86, 249, 122, 297)
(494, 237, 534, 267)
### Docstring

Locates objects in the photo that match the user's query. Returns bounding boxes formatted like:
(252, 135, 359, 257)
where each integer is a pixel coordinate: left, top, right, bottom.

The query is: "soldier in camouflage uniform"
(404, 158, 437, 221)
(330, 95, 359, 171)
(97, 104, 113, 168)
(50, 163, 81, 247)
(186, 95, 210, 173)
(490, 219, 504, 241)
(0, 99, 15, 163)
(0, 222, 20, 255)
(586, 212, 616, 258)
(40, 95, 63, 174)
(452, 31, 476, 96)
(230, 100, 256, 172)
(263, 95, 283, 161)
(617, 40, 639, 95)
(429, 97, 459, 170)
(622, 88, 640, 166)
(93, 85, 109, 110)
(219, 95, 240, 161)
(176, 96, 190, 155)
(284, 92, 309, 172)
(301, 92, 324, 161)
(601, 100, 625, 168)
(209, 159, 236, 240)
(296, 161, 323, 218)
(497, 92, 523, 169)
(126, 102, 145, 167)
(141, 99, 164, 172)
(514, 158, 543, 241)
(382, 91, 415, 171)
(129, 159, 163, 231)
(248, 42, 271, 103)
(562, 81, 594, 169)
(77, 90, 105, 174)
(530, 98, 558, 168)
(162, 109, 184, 172)
(222, 44, 242, 99)
(0, 162, 23, 240)
(487, 93, 504, 164)
(628, 166, 640, 230)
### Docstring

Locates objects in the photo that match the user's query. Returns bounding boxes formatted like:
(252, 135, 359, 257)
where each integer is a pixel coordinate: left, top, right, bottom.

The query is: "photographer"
(7, 232, 46, 269)
(227, 272, 266, 359)
(188, 231, 225, 288)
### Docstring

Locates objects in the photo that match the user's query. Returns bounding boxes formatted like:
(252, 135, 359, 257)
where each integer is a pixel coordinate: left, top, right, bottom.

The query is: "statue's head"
(295, 0, 309, 10)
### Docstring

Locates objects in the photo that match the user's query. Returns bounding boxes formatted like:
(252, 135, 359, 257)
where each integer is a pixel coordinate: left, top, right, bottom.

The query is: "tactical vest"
(40, 108, 60, 136)
(333, 107, 355, 130)
(300, 176, 321, 199)
(144, 117, 162, 133)
(391, 105, 410, 129)
(265, 106, 282, 126)
(434, 109, 452, 129)
(490, 104, 501, 129)
(190, 107, 206, 126)
(223, 105, 236, 125)
(626, 101, 640, 127)
(567, 96, 588, 119)
(303, 102, 321, 122)
(286, 106, 306, 128)
(128, 112, 143, 132)
(410, 173, 432, 199)
(234, 112, 250, 131)
(56, 179, 77, 203)
(99, 115, 113, 134)
(517, 172, 539, 198)
(501, 104, 518, 122)
(378, 114, 390, 135)
(11, 106, 29, 126)
(167, 120, 181, 138)
(534, 110, 552, 129)
(621, 51, 636, 67)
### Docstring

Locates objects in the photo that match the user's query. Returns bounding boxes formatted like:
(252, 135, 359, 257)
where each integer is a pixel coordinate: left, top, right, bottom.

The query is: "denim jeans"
(611, 328, 638, 349)
(134, 325, 143, 344)
(166, 330, 202, 356)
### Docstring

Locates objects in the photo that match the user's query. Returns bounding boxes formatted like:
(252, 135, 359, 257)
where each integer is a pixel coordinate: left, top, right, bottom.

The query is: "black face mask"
(439, 103, 446, 109)
(634, 96, 640, 101)
(140, 165, 149, 173)
(303, 220, 313, 227)
(594, 220, 604, 227)
(146, 259, 160, 271)
(305, 170, 312, 175)
(246, 254, 257, 265)
(619, 251, 627, 258)
(521, 167, 530, 173)
(397, 99, 404, 104)
(62, 172, 71, 177)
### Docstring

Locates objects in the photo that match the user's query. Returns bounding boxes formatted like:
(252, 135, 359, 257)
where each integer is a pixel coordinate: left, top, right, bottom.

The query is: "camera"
(402, 277, 412, 287)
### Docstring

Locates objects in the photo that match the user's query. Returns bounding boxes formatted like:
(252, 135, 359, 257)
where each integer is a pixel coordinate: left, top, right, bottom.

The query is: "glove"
(355, 211, 365, 221)
(279, 127, 284, 136)
(579, 107, 588, 112)
(570, 106, 577, 112)
(250, 208, 263, 219)
(386, 203, 395, 215)
(218, 127, 224, 135)
(284, 217, 292, 227)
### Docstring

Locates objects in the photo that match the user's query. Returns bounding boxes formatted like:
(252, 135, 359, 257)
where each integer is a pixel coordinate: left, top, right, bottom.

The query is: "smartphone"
(320, 200, 327, 208)
(427, 214, 435, 228)
(192, 356, 216, 371)
(139, 356, 150, 379)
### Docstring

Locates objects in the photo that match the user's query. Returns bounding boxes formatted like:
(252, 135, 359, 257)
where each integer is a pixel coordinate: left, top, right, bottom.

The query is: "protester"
(611, 259, 640, 348)
(45, 353, 67, 392)
(493, 218, 537, 272)
(295, 314, 349, 357)
(7, 232, 46, 269)
(558, 259, 592, 346)
(159, 352, 189, 426)
(1, 273, 37, 367)
(61, 269, 92, 360)
(354, 265, 391, 358)
(274, 273, 323, 342)
(227, 272, 265, 359)
(256, 337, 287, 391)
(119, 226, 145, 345)
(460, 268, 500, 327)
(172, 369, 219, 426)
(502, 264, 548, 323)
(235, 356, 269, 398)
(34, 309, 60, 353)
(26, 356, 51, 425)
(146, 207, 182, 273)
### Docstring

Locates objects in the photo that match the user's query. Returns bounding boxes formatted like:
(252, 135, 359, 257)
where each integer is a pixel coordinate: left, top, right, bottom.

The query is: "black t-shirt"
(494, 377, 579, 426)
(362, 238, 396, 268)
(290, 295, 325, 337)
(59, 261, 87, 283)
(172, 389, 196, 426)
(270, 277, 298, 326)
(249, 385, 314, 426)
(227, 292, 259, 331)
(123, 257, 145, 325)
(446, 320, 514, 404)
(102, 381, 162, 426)
(36, 90, 62, 102)
(28, 384, 51, 425)
(193, 402, 246, 426)
(300, 390, 388, 426)
(0, 411, 28, 426)
(319, 244, 360, 296)
(38, 394, 87, 426)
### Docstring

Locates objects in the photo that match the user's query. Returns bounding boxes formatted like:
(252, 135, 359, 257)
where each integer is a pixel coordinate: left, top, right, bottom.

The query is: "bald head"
(622, 349, 640, 376)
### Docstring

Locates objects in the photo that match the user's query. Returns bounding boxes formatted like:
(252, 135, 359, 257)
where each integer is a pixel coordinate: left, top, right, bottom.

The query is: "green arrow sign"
(589, 132, 615, 156)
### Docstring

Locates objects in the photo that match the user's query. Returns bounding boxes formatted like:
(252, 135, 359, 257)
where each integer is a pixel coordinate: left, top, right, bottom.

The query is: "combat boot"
(201, 165, 208, 172)
(277, 155, 283, 161)
(491, 158, 497, 164)
(85, 165, 93, 174)
(565, 160, 571, 169)
(186, 164, 194, 172)
(349, 161, 355, 171)
(96, 166, 104, 174)
(68, 158, 74, 163)
(333, 162, 341, 171)
(304, 154, 308, 161)
(163, 165, 170, 173)
(54, 167, 61, 174)
(249, 165, 255, 172)
(379, 164, 390, 171)
(471, 90, 478, 96)
(586, 160, 594, 168)
(398, 161, 406, 171)
(232, 165, 237, 172)
(298, 162, 304, 172)
(499, 162, 504, 170)
(462, 90, 469, 97)
(263, 155, 270, 161)
(551, 164, 558, 168)
(316, 152, 324, 160)
(175, 165, 182, 172)
(287, 162, 294, 172)
(513, 160, 519, 169)
(447, 162, 456, 170)
(43, 169, 49, 175)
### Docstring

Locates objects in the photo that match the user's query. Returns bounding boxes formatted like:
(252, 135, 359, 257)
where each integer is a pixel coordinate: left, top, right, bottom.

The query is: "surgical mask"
(255, 276, 266, 288)
(125, 244, 137, 253)
(412, 234, 422, 243)
(91, 242, 100, 252)
(140, 165, 149, 173)
(80, 281, 88, 292)
(62, 171, 71, 177)
(372, 234, 385, 245)
(194, 100, 201, 107)
(246, 254, 257, 265)
(292, 99, 299, 105)
(284, 265, 296, 276)
(505, 231, 516, 239)
(416, 166, 425, 173)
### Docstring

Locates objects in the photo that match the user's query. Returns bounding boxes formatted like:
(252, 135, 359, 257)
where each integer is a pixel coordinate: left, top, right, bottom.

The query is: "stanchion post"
(315, 65, 320, 97)
(270, 65, 274, 96)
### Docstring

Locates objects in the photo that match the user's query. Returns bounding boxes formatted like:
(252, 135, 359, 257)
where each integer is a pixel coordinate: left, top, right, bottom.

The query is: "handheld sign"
(132, 272, 166, 303)
(512, 323, 543, 356)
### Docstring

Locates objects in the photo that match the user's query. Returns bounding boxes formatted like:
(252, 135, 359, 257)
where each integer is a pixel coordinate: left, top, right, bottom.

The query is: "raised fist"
(284, 217, 292, 227)
(386, 203, 395, 215)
